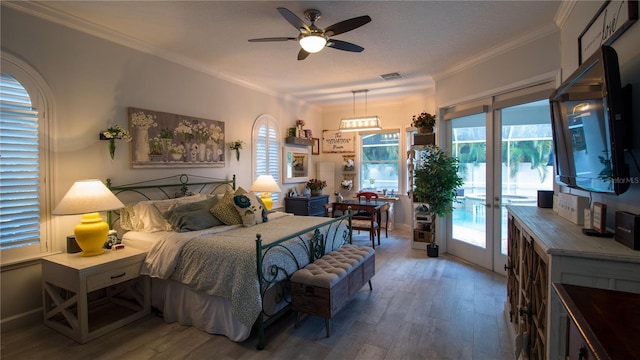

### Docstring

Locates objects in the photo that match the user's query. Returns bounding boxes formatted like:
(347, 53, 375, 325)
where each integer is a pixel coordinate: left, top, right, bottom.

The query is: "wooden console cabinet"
(506, 206, 640, 360)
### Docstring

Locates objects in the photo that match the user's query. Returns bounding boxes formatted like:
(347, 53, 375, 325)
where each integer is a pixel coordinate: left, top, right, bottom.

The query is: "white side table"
(42, 246, 150, 344)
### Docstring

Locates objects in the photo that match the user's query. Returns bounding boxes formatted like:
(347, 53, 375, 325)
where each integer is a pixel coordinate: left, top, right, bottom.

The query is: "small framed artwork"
(592, 202, 607, 233)
(312, 137, 320, 155)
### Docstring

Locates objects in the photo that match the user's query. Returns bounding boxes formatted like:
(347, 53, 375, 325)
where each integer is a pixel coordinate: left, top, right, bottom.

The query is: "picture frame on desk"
(593, 202, 607, 233)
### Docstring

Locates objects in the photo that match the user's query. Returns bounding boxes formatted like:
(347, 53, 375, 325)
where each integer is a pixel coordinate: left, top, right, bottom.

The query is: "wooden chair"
(328, 202, 380, 248)
(356, 191, 379, 202)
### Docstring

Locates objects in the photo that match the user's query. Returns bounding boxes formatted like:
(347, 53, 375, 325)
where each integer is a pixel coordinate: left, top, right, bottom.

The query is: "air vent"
(380, 72, 402, 80)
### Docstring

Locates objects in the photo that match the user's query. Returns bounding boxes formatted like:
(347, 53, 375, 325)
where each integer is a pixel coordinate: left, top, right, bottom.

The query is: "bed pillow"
(210, 189, 244, 225)
(163, 197, 223, 232)
(120, 194, 207, 232)
(233, 191, 267, 227)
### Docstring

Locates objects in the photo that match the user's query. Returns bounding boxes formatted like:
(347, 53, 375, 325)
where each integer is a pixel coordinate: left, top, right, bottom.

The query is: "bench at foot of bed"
(290, 244, 375, 337)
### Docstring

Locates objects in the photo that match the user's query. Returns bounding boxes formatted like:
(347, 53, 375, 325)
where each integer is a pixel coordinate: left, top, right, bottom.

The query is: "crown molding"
(554, 0, 577, 29)
(433, 22, 559, 82)
(2, 1, 314, 108)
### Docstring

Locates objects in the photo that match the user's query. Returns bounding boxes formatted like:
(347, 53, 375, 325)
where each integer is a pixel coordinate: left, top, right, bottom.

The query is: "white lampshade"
(53, 179, 125, 215)
(299, 34, 327, 53)
(250, 174, 282, 193)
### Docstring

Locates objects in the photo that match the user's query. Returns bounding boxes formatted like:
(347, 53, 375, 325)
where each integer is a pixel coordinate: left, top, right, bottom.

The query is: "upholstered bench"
(290, 244, 375, 337)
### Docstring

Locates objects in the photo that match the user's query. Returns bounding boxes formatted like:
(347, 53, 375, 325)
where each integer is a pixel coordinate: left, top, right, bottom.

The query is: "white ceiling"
(9, 1, 564, 108)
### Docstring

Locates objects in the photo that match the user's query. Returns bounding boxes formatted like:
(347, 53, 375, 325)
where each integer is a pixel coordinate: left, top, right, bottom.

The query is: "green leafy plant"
(413, 145, 464, 246)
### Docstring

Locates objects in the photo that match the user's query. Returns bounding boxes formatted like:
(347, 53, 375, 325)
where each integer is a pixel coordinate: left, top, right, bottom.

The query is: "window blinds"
(0, 73, 41, 250)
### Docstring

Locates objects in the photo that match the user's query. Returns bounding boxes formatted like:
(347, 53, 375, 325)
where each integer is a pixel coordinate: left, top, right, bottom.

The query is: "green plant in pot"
(413, 144, 463, 257)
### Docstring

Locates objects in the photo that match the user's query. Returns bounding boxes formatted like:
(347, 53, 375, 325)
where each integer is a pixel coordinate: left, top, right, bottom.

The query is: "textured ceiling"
(9, 1, 562, 108)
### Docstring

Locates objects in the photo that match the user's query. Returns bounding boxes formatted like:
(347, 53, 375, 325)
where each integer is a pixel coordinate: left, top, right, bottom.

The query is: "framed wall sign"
(311, 137, 320, 155)
(592, 202, 607, 233)
(322, 130, 356, 153)
(578, 0, 638, 64)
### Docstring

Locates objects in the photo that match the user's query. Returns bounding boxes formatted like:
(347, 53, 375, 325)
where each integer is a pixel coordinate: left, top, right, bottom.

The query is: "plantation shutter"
(0, 73, 41, 250)
(254, 117, 281, 204)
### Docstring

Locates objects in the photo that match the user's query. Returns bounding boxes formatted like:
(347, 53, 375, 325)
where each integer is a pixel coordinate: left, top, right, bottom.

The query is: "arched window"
(1, 54, 53, 263)
(253, 114, 281, 206)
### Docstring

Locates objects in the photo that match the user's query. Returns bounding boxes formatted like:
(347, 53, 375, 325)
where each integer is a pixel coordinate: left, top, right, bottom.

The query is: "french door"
(445, 98, 554, 273)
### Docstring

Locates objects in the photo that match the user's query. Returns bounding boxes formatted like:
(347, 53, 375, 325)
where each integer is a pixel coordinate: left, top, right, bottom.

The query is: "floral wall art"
(128, 107, 225, 168)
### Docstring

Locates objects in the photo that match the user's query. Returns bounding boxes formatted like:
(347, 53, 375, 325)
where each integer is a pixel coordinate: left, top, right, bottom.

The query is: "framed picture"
(311, 137, 320, 155)
(283, 145, 309, 183)
(578, 0, 638, 64)
(592, 202, 607, 233)
(128, 107, 225, 169)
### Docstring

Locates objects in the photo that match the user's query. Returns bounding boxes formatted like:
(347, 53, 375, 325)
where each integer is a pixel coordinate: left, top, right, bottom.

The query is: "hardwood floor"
(1, 229, 513, 360)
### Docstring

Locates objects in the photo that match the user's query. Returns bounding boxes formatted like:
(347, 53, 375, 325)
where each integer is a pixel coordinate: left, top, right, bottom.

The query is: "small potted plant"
(305, 178, 327, 196)
(100, 124, 131, 159)
(413, 144, 463, 257)
(411, 111, 436, 134)
(148, 136, 164, 161)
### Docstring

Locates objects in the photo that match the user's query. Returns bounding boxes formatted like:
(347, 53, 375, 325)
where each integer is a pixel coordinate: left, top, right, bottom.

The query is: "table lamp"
(249, 174, 281, 211)
(52, 179, 125, 256)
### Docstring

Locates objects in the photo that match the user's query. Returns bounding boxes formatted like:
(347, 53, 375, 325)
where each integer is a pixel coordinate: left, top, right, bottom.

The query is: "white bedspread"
(138, 213, 347, 328)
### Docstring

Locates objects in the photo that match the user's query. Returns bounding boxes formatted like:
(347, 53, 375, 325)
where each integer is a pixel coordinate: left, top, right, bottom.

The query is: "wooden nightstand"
(42, 247, 150, 344)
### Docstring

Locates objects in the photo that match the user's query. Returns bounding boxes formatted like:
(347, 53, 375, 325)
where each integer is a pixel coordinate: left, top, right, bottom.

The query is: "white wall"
(557, 1, 640, 227)
(0, 6, 322, 329)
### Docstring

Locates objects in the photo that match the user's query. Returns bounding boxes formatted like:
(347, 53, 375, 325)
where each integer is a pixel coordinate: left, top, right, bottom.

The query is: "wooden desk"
(332, 200, 390, 240)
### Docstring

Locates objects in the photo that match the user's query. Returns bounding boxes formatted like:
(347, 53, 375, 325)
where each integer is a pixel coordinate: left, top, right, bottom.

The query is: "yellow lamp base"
(259, 193, 273, 211)
(74, 212, 108, 256)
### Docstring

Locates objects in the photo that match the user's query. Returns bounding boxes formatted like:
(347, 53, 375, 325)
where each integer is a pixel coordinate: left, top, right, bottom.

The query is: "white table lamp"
(52, 179, 125, 256)
(250, 174, 281, 211)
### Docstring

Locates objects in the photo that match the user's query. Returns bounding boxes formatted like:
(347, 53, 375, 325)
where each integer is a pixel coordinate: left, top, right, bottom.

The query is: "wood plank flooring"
(1, 229, 513, 360)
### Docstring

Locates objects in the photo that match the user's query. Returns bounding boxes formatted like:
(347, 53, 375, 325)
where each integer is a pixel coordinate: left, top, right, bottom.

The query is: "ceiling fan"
(248, 7, 371, 60)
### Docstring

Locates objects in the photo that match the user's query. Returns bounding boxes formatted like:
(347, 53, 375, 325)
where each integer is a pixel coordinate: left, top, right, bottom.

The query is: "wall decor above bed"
(128, 107, 225, 169)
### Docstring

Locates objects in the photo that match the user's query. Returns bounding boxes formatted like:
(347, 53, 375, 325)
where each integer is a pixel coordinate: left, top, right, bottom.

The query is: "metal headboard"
(106, 173, 236, 228)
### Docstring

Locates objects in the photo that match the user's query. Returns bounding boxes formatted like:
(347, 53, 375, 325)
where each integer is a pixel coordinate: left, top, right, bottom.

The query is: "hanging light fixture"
(339, 89, 382, 132)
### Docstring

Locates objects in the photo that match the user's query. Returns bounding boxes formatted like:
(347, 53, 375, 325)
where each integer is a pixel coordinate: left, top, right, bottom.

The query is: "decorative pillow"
(210, 189, 244, 225)
(233, 191, 267, 227)
(163, 197, 223, 232)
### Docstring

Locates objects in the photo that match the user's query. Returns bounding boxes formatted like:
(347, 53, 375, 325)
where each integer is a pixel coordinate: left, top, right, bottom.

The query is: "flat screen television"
(549, 45, 631, 195)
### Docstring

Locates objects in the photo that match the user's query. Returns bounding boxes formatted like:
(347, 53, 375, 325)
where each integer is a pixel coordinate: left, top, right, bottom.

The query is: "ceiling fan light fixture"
(299, 34, 327, 53)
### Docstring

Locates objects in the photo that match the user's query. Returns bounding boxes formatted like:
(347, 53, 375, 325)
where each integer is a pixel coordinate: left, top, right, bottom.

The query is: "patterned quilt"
(141, 213, 348, 328)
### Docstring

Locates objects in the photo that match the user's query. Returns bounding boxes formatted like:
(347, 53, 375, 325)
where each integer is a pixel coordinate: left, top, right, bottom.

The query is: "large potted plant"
(413, 144, 463, 257)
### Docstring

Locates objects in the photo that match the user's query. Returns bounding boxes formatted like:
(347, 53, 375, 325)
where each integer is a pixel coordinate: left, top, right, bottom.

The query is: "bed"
(107, 174, 353, 349)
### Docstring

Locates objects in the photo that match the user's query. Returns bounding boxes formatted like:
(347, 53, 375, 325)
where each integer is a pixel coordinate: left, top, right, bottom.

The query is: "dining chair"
(356, 191, 379, 202)
(328, 202, 380, 248)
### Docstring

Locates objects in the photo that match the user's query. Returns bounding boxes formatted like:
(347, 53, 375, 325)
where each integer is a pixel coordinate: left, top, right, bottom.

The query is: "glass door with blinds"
(446, 91, 554, 272)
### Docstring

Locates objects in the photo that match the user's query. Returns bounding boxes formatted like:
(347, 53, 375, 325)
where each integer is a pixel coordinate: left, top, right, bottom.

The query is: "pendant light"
(339, 89, 382, 132)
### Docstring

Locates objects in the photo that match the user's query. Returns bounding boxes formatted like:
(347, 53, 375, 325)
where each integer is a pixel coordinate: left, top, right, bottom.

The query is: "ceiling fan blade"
(248, 37, 296, 42)
(277, 7, 310, 32)
(327, 39, 364, 52)
(324, 15, 371, 37)
(297, 49, 310, 61)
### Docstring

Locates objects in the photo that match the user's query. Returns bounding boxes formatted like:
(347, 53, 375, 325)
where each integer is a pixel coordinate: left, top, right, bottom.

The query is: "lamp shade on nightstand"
(52, 180, 124, 256)
(250, 174, 281, 211)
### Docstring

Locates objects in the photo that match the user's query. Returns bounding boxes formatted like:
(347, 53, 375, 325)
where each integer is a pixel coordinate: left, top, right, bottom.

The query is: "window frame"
(359, 129, 401, 193)
(1, 53, 54, 265)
